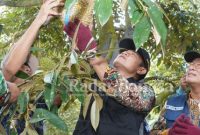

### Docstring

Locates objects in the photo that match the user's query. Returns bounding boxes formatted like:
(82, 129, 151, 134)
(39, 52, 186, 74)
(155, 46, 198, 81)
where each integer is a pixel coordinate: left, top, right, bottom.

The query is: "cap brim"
(119, 38, 136, 53)
(184, 51, 200, 62)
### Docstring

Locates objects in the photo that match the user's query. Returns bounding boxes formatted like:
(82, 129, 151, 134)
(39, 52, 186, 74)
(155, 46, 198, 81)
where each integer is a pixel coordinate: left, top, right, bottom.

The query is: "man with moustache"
(151, 51, 200, 135)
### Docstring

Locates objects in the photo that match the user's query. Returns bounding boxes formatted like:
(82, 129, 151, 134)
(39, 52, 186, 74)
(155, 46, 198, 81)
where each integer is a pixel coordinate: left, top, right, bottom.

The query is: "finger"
(45, 0, 57, 5)
(173, 133, 186, 135)
(173, 121, 189, 129)
(58, 0, 66, 2)
(74, 18, 80, 25)
(176, 114, 186, 123)
(185, 118, 193, 125)
(173, 127, 187, 134)
(49, 10, 62, 16)
(48, 1, 64, 9)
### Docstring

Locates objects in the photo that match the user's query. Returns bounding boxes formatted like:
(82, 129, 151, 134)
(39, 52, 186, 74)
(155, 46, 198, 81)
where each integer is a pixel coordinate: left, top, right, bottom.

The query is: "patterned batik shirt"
(103, 66, 155, 112)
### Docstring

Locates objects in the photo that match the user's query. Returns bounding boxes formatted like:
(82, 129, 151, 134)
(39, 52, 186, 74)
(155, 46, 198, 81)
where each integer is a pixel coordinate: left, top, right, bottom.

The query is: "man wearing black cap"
(151, 51, 200, 135)
(64, 19, 155, 135)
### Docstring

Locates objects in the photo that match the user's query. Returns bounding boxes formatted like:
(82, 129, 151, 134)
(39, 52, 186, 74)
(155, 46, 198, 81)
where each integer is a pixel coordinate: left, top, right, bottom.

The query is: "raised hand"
(169, 114, 200, 135)
(35, 0, 64, 26)
(64, 19, 97, 52)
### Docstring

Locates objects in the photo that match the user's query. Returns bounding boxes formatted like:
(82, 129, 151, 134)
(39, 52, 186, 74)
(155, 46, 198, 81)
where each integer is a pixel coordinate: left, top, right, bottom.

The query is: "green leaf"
(0, 123, 7, 135)
(79, 60, 92, 74)
(0, 24, 2, 34)
(10, 128, 18, 135)
(90, 100, 99, 131)
(17, 92, 29, 114)
(95, 0, 113, 26)
(70, 50, 78, 64)
(44, 84, 56, 110)
(83, 93, 92, 119)
(44, 72, 54, 84)
(20, 125, 38, 135)
(30, 108, 68, 131)
(50, 105, 59, 115)
(142, 0, 163, 17)
(73, 82, 84, 103)
(90, 95, 103, 131)
(71, 64, 80, 75)
(27, 126, 38, 135)
(44, 71, 58, 110)
(128, 0, 143, 25)
(30, 47, 45, 53)
(59, 85, 69, 102)
(133, 16, 151, 48)
(15, 71, 29, 79)
(147, 4, 167, 47)
(64, 0, 77, 11)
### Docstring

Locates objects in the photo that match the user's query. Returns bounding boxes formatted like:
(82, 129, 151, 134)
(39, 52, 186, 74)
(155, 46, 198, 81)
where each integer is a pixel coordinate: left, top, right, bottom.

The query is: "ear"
(136, 67, 147, 75)
(21, 65, 32, 75)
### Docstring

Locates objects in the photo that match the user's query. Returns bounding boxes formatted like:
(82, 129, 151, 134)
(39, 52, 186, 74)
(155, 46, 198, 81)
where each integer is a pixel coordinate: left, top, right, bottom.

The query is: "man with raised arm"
(64, 19, 155, 135)
(1, 0, 64, 134)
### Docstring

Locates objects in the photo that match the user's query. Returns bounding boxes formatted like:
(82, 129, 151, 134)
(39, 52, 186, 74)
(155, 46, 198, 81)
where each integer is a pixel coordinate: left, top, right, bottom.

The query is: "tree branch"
(0, 0, 41, 7)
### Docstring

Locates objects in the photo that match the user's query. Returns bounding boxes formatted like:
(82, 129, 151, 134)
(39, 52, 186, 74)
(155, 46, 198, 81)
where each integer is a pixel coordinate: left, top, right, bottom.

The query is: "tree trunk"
(0, 0, 41, 7)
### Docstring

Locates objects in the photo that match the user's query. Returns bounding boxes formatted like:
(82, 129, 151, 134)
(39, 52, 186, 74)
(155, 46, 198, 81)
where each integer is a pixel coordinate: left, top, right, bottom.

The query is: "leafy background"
(0, 0, 200, 134)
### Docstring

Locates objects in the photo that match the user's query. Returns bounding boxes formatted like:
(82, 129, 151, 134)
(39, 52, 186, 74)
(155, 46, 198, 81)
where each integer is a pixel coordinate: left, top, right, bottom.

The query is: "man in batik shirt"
(64, 19, 155, 135)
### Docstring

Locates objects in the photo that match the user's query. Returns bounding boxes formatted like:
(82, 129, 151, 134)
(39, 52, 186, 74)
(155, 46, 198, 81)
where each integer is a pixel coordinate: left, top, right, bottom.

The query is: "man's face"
(186, 58, 200, 84)
(113, 50, 145, 75)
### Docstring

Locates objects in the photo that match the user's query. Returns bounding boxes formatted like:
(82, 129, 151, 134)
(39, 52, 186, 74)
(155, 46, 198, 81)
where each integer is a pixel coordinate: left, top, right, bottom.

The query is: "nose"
(188, 64, 195, 71)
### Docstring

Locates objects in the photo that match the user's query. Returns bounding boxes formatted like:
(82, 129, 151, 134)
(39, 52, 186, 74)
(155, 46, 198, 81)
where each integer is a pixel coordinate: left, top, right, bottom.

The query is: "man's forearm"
(2, 19, 42, 81)
(7, 82, 20, 103)
(89, 56, 108, 81)
(103, 67, 155, 111)
(2, 0, 64, 81)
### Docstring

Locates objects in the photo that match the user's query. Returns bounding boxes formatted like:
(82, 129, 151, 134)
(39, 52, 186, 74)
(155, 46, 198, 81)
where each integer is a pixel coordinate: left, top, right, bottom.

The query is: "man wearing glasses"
(151, 51, 200, 135)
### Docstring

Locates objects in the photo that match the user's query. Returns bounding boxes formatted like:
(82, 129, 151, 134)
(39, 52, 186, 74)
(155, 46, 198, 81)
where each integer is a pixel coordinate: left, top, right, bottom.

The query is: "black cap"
(119, 38, 151, 80)
(184, 51, 200, 63)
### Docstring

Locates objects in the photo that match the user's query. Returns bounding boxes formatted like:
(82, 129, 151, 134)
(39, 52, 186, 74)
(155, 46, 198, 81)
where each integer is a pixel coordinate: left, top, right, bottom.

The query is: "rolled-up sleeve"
(103, 67, 155, 112)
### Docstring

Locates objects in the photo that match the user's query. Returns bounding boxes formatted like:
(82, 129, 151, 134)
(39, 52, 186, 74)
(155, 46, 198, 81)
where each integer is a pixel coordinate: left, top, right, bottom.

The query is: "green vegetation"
(0, 0, 200, 134)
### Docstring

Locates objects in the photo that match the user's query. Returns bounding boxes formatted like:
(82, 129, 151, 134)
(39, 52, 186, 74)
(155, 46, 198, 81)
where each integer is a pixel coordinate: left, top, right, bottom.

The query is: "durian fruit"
(66, 0, 95, 26)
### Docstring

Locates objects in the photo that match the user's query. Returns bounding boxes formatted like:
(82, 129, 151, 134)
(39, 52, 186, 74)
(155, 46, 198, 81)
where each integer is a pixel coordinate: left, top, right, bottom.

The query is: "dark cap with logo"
(184, 51, 200, 62)
(118, 38, 151, 80)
